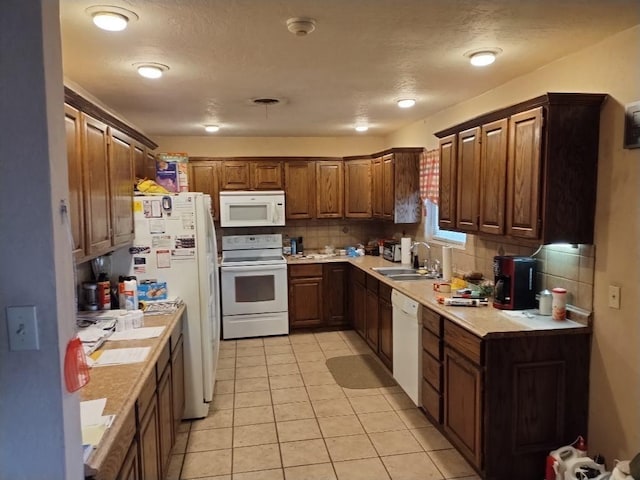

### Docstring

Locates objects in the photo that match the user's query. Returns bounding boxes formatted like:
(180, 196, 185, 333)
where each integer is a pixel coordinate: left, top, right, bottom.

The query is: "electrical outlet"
(6, 306, 40, 351)
(608, 285, 621, 309)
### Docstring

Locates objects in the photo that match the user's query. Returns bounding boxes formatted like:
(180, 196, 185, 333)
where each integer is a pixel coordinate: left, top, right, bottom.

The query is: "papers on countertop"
(93, 347, 151, 366)
(108, 326, 165, 341)
(80, 398, 115, 449)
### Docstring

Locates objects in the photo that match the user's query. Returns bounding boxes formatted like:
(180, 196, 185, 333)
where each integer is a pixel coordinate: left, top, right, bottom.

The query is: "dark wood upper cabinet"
(221, 160, 283, 190)
(284, 161, 316, 219)
(435, 93, 606, 244)
(382, 155, 394, 220)
(221, 160, 250, 190)
(371, 157, 383, 217)
(455, 127, 481, 232)
(66, 88, 156, 263)
(438, 135, 457, 230)
(344, 159, 372, 218)
(188, 159, 221, 220)
(479, 119, 508, 235)
(506, 107, 543, 239)
(109, 128, 135, 247)
(316, 161, 344, 218)
(82, 114, 112, 256)
(64, 104, 85, 261)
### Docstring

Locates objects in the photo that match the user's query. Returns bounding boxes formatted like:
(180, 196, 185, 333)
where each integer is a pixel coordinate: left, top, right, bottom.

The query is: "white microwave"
(219, 190, 286, 227)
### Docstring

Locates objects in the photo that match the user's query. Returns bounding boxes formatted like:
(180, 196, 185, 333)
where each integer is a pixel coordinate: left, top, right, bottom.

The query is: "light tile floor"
(167, 330, 480, 480)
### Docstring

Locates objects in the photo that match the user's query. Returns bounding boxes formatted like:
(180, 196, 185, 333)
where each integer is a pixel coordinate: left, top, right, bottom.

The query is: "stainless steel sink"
(371, 267, 418, 275)
(387, 273, 439, 281)
(371, 267, 439, 281)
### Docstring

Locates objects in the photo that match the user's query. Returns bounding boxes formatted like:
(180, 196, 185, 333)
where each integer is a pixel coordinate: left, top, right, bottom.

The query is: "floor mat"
(325, 354, 397, 389)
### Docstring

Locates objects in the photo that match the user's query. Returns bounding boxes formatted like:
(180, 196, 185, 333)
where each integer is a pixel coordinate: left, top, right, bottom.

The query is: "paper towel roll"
(401, 237, 412, 265)
(442, 245, 452, 281)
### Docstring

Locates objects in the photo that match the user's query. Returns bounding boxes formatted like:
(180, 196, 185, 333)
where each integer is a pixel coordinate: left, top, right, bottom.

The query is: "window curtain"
(419, 148, 439, 216)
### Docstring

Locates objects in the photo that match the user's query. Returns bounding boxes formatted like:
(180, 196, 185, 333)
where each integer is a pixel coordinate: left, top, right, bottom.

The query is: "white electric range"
(220, 234, 288, 339)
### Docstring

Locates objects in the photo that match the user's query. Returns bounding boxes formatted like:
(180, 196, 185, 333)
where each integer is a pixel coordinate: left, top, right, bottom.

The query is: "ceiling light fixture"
(134, 63, 169, 79)
(287, 17, 317, 36)
(397, 99, 416, 108)
(85, 6, 138, 31)
(204, 125, 220, 133)
(465, 48, 502, 67)
(355, 125, 369, 132)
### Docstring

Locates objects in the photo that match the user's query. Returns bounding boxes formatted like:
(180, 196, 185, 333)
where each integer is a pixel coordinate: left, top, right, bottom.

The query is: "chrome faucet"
(411, 241, 431, 269)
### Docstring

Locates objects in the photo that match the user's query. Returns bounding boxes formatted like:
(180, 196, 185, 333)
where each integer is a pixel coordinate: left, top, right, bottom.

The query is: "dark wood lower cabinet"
(365, 286, 379, 352)
(289, 263, 348, 330)
(439, 317, 591, 480)
(117, 439, 140, 480)
(323, 263, 348, 327)
(350, 268, 366, 337)
(172, 336, 185, 435)
(288, 263, 324, 328)
(157, 365, 173, 478)
(444, 346, 483, 469)
(378, 284, 393, 370)
(139, 395, 160, 480)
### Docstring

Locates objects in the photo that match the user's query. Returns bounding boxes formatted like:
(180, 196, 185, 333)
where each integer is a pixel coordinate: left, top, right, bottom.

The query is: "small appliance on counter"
(382, 240, 402, 262)
(493, 255, 537, 310)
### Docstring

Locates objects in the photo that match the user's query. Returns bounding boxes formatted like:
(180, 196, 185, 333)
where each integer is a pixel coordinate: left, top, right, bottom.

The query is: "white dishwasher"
(391, 289, 421, 406)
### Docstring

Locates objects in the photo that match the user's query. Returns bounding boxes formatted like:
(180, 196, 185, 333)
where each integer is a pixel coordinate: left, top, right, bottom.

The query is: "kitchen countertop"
(81, 305, 184, 477)
(287, 254, 590, 338)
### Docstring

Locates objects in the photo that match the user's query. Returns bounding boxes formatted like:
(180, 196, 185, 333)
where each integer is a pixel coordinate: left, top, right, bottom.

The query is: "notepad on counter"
(80, 398, 115, 447)
(108, 326, 165, 341)
(94, 347, 151, 366)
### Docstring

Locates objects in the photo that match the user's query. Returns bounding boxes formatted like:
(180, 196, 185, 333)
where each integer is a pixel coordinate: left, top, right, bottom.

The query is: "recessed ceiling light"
(465, 48, 502, 67)
(204, 125, 220, 133)
(355, 125, 369, 132)
(397, 99, 416, 108)
(134, 63, 169, 79)
(93, 12, 127, 31)
(85, 6, 138, 31)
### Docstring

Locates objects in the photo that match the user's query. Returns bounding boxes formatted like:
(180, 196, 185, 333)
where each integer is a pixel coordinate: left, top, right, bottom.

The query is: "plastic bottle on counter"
(119, 276, 138, 310)
(291, 237, 297, 255)
(132, 309, 144, 328)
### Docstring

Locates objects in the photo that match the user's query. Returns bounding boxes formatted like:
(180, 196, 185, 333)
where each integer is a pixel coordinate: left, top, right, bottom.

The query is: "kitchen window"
(420, 149, 466, 246)
(424, 199, 466, 246)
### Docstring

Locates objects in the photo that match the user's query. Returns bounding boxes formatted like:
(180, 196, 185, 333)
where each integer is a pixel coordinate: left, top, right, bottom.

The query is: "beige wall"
(387, 26, 640, 461)
(154, 136, 387, 158)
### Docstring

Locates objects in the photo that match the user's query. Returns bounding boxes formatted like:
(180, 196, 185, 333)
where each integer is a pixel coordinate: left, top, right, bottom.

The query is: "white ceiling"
(60, 1, 640, 137)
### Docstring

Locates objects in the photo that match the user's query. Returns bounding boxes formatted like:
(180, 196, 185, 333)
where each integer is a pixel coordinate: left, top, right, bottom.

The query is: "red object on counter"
(64, 337, 90, 392)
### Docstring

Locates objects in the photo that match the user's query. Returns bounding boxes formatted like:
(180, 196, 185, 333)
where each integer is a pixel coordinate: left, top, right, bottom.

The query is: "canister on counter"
(551, 287, 567, 321)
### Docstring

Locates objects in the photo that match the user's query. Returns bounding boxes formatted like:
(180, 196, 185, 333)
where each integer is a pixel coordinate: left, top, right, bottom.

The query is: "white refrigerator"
(129, 192, 220, 419)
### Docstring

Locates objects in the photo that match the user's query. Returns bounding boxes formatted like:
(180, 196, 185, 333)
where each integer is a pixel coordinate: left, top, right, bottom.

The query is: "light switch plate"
(608, 285, 621, 309)
(6, 306, 40, 351)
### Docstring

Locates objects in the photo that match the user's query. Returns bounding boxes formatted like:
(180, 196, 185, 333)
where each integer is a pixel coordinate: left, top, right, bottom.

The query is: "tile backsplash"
(217, 219, 388, 252)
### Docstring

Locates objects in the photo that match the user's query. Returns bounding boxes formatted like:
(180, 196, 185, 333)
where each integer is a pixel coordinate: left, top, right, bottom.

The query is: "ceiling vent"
(287, 17, 317, 36)
(252, 98, 281, 106)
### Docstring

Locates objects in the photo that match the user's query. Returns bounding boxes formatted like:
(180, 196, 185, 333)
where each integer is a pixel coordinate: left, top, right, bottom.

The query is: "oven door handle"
(221, 264, 286, 272)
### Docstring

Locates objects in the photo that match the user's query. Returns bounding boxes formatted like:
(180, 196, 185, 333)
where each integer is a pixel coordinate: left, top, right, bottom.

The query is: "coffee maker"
(493, 256, 537, 310)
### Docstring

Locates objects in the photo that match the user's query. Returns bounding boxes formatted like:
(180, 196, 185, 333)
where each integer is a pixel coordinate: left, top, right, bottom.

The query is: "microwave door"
(227, 202, 269, 225)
